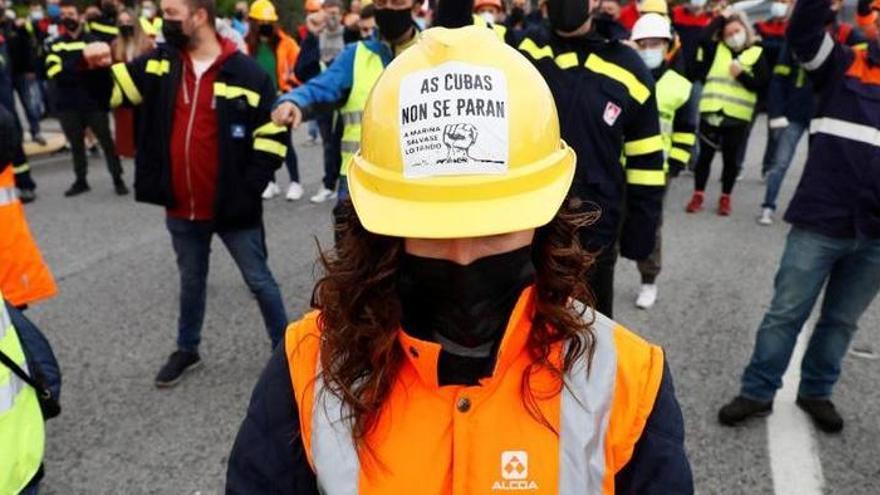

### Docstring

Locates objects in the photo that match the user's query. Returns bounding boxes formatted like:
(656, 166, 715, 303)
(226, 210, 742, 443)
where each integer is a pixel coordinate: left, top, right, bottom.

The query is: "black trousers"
(694, 121, 750, 195)
(587, 245, 618, 318)
(316, 112, 342, 191)
(57, 110, 122, 183)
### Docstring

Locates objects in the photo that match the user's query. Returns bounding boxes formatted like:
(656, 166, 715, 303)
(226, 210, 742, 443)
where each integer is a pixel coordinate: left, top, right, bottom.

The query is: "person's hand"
(272, 101, 302, 127)
(83, 41, 112, 68)
(306, 11, 326, 35)
(729, 60, 743, 77)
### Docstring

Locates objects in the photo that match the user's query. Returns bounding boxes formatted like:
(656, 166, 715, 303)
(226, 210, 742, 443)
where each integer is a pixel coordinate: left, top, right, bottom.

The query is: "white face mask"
(725, 31, 747, 51)
(30, 10, 44, 21)
(638, 47, 665, 69)
(142, 6, 155, 18)
(479, 11, 496, 24)
(690, 0, 707, 8)
(770, 2, 788, 19)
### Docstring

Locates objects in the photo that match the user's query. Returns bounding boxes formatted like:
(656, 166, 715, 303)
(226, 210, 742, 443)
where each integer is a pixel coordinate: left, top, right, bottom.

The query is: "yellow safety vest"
(0, 292, 45, 494)
(655, 69, 693, 170)
(699, 43, 763, 122)
(472, 14, 508, 40)
(339, 43, 385, 177)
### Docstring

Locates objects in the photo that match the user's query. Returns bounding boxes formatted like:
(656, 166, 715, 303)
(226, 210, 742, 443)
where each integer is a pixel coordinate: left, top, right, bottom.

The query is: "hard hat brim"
(347, 142, 577, 239)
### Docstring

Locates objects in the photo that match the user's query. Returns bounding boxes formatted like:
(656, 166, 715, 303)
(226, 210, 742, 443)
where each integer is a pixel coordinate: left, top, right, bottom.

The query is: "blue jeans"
(740, 227, 880, 401)
(761, 121, 807, 211)
(13, 75, 41, 137)
(166, 217, 288, 352)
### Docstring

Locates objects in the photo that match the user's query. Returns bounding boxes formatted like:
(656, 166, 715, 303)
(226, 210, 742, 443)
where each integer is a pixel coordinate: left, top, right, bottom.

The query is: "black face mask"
(119, 24, 134, 37)
(101, 3, 117, 20)
(61, 17, 80, 32)
(258, 23, 274, 37)
(233, 10, 245, 21)
(162, 19, 190, 48)
(397, 246, 536, 348)
(375, 7, 412, 41)
(547, 0, 593, 33)
(509, 6, 525, 25)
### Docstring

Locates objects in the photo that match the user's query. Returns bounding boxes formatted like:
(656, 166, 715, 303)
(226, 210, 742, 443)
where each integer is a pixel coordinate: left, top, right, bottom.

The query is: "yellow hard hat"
(249, 0, 278, 22)
(640, 0, 669, 16)
(347, 26, 576, 239)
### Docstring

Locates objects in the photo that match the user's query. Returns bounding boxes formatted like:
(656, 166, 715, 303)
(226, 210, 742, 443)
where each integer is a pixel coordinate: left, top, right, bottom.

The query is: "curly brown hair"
(311, 198, 599, 448)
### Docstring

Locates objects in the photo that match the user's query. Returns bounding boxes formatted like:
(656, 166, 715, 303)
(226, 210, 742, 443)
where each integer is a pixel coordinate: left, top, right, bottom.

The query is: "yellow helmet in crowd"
(347, 26, 576, 239)
(249, 0, 278, 22)
(640, 0, 669, 16)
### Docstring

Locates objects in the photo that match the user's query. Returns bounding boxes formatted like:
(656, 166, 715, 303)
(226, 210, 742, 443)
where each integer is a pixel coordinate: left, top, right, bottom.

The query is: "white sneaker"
(848, 345, 879, 360)
(262, 182, 280, 200)
(286, 182, 304, 201)
(635, 284, 658, 309)
(310, 187, 337, 203)
(757, 207, 774, 226)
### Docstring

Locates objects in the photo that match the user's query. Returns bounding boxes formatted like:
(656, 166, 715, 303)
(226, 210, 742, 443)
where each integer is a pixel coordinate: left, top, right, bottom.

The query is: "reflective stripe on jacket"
(284, 287, 681, 494)
(0, 291, 45, 494)
(699, 43, 764, 122)
(0, 166, 57, 307)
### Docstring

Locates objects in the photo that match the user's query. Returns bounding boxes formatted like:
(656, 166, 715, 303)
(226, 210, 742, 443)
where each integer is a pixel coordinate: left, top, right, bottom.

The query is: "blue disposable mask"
(638, 47, 665, 69)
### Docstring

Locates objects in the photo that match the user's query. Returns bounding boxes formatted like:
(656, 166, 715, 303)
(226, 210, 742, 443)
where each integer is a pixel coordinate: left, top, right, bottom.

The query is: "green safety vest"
(339, 43, 386, 177)
(699, 43, 763, 122)
(655, 69, 692, 170)
(0, 292, 45, 494)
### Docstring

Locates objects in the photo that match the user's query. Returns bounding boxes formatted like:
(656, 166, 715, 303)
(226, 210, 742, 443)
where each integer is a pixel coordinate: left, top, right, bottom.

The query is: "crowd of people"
(2, 0, 880, 492)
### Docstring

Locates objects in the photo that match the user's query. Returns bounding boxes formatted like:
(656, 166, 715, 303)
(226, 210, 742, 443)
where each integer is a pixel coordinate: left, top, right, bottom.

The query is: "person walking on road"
(111, 8, 154, 159)
(46, 0, 128, 197)
(630, 13, 697, 310)
(274, 0, 420, 230)
(227, 27, 692, 492)
(245, 0, 305, 202)
(718, 0, 880, 434)
(685, 8, 768, 216)
(83, 0, 289, 387)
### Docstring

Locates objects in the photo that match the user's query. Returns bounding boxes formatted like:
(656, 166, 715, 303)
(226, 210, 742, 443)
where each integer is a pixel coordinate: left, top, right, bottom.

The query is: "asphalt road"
(20, 118, 880, 494)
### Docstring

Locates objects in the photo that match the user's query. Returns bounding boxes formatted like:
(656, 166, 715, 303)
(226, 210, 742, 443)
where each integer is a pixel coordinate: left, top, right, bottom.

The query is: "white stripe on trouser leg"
(558, 310, 617, 492)
(312, 370, 360, 494)
(767, 325, 824, 495)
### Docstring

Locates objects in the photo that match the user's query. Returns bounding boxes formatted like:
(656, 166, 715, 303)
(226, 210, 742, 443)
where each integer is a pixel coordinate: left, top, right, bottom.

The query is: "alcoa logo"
(492, 451, 539, 491)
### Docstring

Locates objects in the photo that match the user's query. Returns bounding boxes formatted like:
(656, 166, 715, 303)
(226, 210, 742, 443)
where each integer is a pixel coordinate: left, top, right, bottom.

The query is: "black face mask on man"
(162, 19, 190, 49)
(397, 246, 536, 348)
(375, 7, 412, 41)
(547, 0, 595, 33)
(258, 23, 274, 37)
(119, 24, 134, 37)
(61, 17, 80, 32)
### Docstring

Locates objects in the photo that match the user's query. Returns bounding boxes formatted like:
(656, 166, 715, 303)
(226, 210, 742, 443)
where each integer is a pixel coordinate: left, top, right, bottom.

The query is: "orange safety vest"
(0, 166, 57, 307)
(287, 286, 664, 494)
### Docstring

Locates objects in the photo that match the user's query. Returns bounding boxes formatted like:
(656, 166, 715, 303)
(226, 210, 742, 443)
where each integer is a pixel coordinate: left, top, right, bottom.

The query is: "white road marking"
(767, 326, 825, 495)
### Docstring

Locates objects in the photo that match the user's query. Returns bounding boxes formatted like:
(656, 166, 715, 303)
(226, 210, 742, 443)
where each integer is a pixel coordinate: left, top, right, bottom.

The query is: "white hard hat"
(631, 13, 672, 42)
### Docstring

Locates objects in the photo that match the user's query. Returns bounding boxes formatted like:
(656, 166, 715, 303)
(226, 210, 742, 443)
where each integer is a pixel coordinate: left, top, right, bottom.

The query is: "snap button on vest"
(457, 397, 471, 413)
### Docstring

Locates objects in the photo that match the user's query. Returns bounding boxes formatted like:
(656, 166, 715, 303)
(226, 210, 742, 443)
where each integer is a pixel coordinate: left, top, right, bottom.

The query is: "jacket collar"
(397, 285, 536, 390)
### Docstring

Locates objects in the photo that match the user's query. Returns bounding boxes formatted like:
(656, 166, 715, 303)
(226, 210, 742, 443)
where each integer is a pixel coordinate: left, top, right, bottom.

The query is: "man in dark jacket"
(84, 0, 289, 387)
(47, 0, 126, 197)
(719, 0, 880, 434)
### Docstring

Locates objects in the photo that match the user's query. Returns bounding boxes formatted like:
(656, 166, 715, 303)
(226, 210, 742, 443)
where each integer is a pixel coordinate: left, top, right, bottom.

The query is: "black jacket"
(108, 43, 286, 230)
(512, 27, 666, 259)
(45, 32, 113, 112)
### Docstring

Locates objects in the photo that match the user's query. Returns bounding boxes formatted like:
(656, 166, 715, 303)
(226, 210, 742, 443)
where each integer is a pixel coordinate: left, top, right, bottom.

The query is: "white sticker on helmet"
(398, 61, 509, 179)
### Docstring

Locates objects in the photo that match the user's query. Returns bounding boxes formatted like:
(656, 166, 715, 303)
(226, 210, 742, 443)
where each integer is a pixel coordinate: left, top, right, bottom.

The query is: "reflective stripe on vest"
(0, 292, 46, 494)
(655, 69, 693, 169)
(288, 288, 664, 494)
(699, 43, 762, 122)
(338, 43, 385, 177)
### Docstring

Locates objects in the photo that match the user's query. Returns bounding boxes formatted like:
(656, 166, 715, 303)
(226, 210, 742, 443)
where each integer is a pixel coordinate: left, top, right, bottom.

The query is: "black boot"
(796, 397, 843, 433)
(718, 396, 773, 426)
(113, 178, 129, 196)
(64, 181, 91, 197)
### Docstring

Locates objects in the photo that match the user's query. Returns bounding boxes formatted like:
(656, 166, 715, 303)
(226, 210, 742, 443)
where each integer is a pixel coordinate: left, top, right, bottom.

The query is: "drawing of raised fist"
(442, 123, 478, 163)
